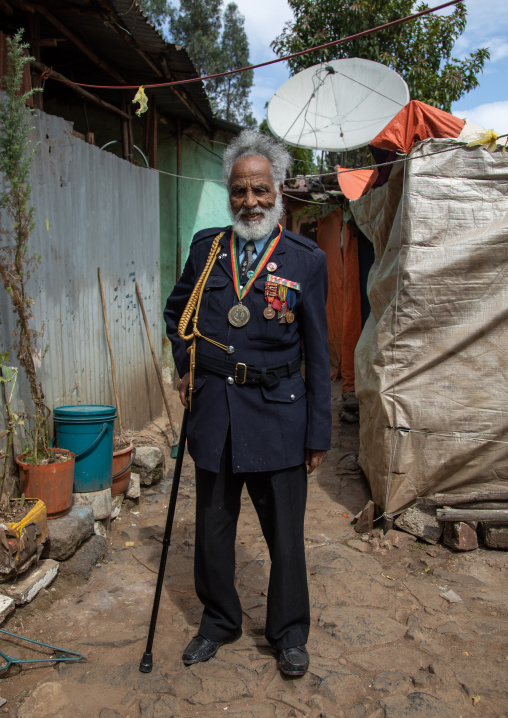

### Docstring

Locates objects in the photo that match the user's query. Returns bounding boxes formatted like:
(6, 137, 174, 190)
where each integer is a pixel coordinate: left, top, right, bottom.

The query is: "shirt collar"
(237, 227, 277, 258)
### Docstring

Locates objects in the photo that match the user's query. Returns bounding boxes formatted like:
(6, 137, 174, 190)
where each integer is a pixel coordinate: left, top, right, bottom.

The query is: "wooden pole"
(436, 508, 508, 522)
(98, 268, 123, 434)
(135, 282, 177, 439)
(422, 491, 508, 507)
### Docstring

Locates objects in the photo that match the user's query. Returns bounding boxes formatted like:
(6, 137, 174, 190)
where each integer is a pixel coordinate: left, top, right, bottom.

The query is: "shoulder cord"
(177, 231, 228, 408)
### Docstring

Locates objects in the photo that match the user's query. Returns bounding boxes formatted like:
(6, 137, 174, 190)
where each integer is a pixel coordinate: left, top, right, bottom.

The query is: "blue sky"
(232, 0, 508, 132)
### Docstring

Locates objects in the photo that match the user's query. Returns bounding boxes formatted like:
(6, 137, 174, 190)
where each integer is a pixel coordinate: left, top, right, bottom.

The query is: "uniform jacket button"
(290, 394, 296, 401)
(227, 376, 234, 385)
(227, 346, 235, 354)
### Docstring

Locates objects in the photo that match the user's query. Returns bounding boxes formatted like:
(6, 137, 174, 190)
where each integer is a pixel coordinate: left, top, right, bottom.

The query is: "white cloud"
(453, 101, 508, 133)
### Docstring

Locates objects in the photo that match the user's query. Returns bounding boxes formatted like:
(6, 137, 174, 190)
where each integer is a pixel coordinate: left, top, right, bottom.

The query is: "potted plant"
(0, 31, 74, 516)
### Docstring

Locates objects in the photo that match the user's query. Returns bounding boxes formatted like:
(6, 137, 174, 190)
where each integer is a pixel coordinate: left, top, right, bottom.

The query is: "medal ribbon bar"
(266, 274, 301, 292)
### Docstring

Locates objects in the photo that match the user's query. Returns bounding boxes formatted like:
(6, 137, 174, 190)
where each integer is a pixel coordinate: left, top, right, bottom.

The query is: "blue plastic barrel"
(53, 405, 117, 492)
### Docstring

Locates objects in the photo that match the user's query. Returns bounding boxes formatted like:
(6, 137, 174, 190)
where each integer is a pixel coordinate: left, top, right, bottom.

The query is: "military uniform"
(164, 224, 331, 650)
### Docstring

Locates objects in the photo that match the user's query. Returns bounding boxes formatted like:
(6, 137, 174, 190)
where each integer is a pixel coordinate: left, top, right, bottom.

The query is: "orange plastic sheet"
(337, 165, 378, 200)
(369, 100, 465, 154)
(317, 210, 362, 390)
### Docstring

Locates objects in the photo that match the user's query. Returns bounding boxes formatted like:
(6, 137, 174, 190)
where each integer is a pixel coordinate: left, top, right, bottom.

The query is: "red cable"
(43, 0, 463, 91)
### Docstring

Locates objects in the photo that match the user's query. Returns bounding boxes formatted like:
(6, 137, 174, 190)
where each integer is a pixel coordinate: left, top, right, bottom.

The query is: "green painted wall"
(158, 128, 231, 316)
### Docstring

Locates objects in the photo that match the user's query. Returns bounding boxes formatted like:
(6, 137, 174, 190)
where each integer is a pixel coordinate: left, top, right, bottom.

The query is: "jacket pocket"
(198, 275, 230, 329)
(260, 374, 306, 403)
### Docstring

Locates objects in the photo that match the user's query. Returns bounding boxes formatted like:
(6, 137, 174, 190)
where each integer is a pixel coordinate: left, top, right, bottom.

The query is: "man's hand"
(178, 372, 190, 409)
(305, 449, 327, 474)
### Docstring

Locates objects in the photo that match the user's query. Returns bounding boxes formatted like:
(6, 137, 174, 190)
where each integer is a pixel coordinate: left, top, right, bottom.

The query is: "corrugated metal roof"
(0, 0, 217, 130)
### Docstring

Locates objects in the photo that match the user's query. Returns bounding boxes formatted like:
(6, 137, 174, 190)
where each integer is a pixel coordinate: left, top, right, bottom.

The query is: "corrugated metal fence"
(0, 107, 162, 444)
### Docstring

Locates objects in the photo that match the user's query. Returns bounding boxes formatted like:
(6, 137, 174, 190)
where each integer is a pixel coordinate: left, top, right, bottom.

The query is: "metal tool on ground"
(135, 281, 179, 457)
(139, 407, 188, 673)
(0, 629, 83, 672)
(98, 268, 123, 434)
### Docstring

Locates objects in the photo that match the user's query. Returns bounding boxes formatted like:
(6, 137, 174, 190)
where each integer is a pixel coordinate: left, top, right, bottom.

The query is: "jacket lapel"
(214, 227, 233, 281)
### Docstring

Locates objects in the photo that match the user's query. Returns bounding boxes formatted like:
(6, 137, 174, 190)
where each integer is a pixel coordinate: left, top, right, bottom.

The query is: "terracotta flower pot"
(15, 448, 75, 519)
(112, 444, 135, 496)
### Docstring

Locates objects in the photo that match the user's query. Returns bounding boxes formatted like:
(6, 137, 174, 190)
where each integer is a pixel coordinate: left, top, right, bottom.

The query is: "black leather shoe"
(278, 645, 309, 676)
(182, 631, 241, 665)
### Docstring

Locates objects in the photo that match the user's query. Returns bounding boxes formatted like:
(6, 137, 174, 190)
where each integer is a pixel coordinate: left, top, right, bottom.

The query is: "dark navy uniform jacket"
(164, 226, 332, 474)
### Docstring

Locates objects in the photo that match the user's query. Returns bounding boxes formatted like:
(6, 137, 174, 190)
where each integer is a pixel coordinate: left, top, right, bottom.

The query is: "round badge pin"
(247, 270, 254, 279)
(267, 262, 277, 272)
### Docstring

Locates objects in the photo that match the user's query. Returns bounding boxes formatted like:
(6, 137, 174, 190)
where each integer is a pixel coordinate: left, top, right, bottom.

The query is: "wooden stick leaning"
(135, 282, 177, 441)
(98, 268, 123, 434)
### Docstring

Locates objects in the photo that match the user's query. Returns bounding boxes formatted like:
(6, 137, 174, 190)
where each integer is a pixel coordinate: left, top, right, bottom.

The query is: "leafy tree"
(272, 1, 489, 112)
(213, 3, 256, 126)
(260, 119, 317, 176)
(137, 0, 173, 30)
(140, 0, 255, 126)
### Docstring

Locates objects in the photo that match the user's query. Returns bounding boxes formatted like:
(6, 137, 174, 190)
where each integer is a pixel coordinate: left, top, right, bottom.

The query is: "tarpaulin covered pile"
(350, 102, 508, 515)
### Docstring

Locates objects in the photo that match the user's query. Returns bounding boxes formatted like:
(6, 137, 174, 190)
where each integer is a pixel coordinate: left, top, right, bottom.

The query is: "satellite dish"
(267, 58, 410, 152)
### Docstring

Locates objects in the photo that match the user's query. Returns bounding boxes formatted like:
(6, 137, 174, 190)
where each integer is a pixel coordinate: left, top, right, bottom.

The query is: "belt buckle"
(235, 362, 247, 385)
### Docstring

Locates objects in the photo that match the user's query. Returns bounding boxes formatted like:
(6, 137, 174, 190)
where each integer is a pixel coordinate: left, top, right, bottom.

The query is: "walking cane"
(139, 407, 188, 673)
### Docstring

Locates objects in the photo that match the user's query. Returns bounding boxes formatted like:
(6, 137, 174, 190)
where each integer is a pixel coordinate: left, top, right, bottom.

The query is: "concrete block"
(395, 505, 443, 544)
(43, 506, 94, 561)
(0, 559, 58, 604)
(126, 472, 141, 499)
(0, 595, 15, 624)
(443, 521, 478, 552)
(72, 488, 112, 520)
(480, 522, 508, 550)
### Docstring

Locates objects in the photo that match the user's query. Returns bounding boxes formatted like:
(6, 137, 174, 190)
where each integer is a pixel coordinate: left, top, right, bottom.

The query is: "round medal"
(263, 306, 276, 320)
(285, 311, 295, 324)
(267, 262, 277, 272)
(228, 303, 250, 327)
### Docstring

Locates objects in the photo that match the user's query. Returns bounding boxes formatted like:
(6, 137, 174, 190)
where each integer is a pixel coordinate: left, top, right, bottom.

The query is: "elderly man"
(164, 130, 331, 676)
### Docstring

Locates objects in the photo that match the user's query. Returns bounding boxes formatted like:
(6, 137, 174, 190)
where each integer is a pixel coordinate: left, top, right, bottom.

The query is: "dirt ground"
(0, 380, 507, 718)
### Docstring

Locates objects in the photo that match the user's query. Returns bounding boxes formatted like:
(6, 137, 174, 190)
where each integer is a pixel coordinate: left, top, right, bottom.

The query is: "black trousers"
(194, 439, 309, 651)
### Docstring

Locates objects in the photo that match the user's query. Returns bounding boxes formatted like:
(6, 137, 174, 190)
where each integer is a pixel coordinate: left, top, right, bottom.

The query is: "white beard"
(231, 193, 284, 241)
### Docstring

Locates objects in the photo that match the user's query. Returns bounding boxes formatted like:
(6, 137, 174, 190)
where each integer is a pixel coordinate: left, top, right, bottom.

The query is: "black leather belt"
(195, 351, 301, 389)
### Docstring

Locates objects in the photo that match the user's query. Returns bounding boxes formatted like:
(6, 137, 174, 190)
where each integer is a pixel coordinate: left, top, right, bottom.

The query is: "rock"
(440, 589, 462, 603)
(373, 670, 410, 693)
(0, 560, 58, 605)
(432, 569, 486, 587)
(17, 681, 73, 718)
(139, 694, 180, 717)
(94, 518, 111, 537)
(480, 523, 508, 550)
(42, 506, 94, 561)
(0, 595, 15, 624)
(443, 521, 478, 551)
(110, 494, 123, 520)
(126, 472, 141, 499)
(349, 703, 367, 718)
(59, 535, 108, 580)
(384, 529, 417, 548)
(395, 506, 443, 544)
(354, 500, 375, 533)
(318, 607, 406, 647)
(72, 489, 112, 520)
(133, 447, 163, 486)
(383, 692, 456, 718)
(348, 540, 369, 553)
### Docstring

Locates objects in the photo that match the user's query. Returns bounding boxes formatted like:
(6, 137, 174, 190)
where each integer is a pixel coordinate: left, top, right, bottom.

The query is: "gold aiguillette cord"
(177, 231, 227, 409)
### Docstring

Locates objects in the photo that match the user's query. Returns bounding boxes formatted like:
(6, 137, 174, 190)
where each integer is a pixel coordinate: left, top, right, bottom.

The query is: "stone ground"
(0, 381, 507, 718)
